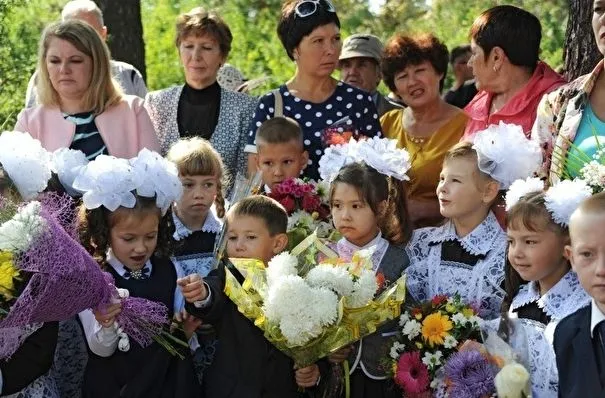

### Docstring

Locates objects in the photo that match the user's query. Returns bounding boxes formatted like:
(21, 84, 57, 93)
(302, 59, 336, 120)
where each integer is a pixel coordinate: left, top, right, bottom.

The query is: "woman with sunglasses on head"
(245, 0, 383, 181)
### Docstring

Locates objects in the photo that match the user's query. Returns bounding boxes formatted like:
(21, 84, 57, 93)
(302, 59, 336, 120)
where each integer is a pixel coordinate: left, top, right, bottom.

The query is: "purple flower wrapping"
(444, 350, 495, 398)
(0, 194, 170, 359)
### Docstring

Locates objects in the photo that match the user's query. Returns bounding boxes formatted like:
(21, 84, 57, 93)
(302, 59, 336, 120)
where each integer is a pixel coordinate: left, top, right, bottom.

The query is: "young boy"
(557, 192, 605, 396)
(255, 117, 309, 191)
(178, 196, 321, 397)
(405, 142, 507, 319)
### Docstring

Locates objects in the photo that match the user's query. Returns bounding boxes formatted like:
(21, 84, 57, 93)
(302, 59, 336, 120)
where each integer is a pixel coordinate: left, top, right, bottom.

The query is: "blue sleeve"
(245, 92, 276, 153)
(356, 93, 383, 138)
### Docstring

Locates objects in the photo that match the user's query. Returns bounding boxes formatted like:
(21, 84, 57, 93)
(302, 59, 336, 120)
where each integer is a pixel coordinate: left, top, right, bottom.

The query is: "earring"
(493, 65, 499, 72)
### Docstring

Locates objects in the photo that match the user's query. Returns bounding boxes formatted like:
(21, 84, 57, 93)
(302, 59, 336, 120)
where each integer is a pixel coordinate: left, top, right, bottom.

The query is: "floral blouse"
(531, 61, 603, 184)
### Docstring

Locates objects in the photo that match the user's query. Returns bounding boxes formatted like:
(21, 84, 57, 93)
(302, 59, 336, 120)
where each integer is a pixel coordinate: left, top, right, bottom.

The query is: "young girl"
(75, 153, 200, 397)
(502, 180, 591, 396)
(166, 137, 226, 383)
(327, 162, 412, 398)
(406, 124, 543, 320)
(166, 137, 226, 278)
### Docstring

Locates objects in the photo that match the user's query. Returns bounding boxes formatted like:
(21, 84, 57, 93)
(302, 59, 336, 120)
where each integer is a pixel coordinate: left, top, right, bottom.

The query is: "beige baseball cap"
(339, 33, 383, 63)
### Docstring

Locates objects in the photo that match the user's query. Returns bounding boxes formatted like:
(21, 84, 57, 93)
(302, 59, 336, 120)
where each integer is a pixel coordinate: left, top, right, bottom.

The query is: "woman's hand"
(295, 364, 320, 388)
(94, 302, 121, 328)
(173, 309, 203, 340)
(328, 345, 353, 364)
(177, 274, 207, 303)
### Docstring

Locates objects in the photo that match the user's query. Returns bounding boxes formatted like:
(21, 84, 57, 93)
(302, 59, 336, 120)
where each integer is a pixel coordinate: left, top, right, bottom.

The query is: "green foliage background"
(0, 0, 567, 128)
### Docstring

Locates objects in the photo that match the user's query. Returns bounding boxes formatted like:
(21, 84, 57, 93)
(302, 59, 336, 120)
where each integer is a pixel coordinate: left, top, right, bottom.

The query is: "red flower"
(395, 351, 430, 394)
(375, 272, 386, 289)
(280, 196, 296, 214)
(411, 307, 422, 318)
(301, 193, 321, 212)
(431, 295, 448, 306)
(292, 185, 305, 198)
(317, 204, 331, 221)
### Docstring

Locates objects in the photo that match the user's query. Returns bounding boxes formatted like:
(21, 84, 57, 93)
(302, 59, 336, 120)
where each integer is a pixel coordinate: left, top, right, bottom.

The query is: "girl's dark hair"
(329, 162, 412, 246)
(501, 190, 569, 313)
(78, 195, 174, 268)
(0, 164, 20, 201)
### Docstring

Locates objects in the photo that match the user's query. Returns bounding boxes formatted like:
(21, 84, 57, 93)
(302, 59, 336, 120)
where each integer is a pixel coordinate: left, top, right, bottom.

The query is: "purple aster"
(444, 350, 495, 398)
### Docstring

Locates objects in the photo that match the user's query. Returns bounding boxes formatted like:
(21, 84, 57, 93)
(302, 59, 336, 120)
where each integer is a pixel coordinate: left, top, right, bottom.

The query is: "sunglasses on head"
(294, 0, 336, 18)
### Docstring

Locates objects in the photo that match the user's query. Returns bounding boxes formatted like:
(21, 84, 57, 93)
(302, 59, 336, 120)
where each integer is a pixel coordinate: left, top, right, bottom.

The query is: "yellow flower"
(462, 308, 475, 318)
(445, 303, 456, 313)
(421, 313, 453, 347)
(415, 342, 423, 350)
(0, 252, 18, 298)
(414, 313, 423, 320)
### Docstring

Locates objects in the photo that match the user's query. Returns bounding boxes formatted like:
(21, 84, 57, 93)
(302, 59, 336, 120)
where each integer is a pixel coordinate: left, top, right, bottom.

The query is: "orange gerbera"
(421, 313, 453, 347)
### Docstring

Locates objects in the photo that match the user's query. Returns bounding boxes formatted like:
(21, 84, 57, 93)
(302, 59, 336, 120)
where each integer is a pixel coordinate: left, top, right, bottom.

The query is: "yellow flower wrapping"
(0, 251, 18, 299)
(223, 257, 407, 367)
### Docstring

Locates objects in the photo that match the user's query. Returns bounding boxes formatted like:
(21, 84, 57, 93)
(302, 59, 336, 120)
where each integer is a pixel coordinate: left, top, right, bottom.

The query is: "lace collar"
(106, 248, 153, 278)
(428, 211, 503, 256)
(172, 206, 222, 241)
(511, 270, 590, 320)
(336, 232, 389, 271)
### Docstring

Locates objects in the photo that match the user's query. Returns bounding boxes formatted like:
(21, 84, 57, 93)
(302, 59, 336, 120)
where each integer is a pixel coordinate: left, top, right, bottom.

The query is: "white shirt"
(590, 299, 605, 338)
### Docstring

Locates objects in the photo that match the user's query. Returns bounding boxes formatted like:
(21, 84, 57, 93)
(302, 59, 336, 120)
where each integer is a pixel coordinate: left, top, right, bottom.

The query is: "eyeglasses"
(295, 0, 336, 18)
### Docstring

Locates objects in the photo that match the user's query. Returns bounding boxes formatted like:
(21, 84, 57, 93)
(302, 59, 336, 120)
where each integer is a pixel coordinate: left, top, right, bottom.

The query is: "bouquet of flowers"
(0, 192, 181, 359)
(321, 116, 362, 147)
(222, 234, 406, 367)
(266, 178, 334, 249)
(440, 318, 532, 398)
(390, 295, 482, 397)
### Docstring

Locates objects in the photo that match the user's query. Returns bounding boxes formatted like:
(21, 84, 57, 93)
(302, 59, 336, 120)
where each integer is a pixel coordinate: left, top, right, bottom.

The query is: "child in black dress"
(75, 154, 200, 398)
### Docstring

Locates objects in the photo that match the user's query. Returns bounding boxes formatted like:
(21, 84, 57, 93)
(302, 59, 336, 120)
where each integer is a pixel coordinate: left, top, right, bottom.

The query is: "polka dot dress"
(245, 82, 382, 180)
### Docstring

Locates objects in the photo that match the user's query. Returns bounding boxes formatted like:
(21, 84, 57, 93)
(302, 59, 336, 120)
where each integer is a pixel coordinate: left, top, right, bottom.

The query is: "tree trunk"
(564, 0, 601, 81)
(96, 0, 146, 81)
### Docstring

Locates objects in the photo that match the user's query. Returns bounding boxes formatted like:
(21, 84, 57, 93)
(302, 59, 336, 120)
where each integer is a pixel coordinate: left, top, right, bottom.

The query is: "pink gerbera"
(395, 352, 430, 394)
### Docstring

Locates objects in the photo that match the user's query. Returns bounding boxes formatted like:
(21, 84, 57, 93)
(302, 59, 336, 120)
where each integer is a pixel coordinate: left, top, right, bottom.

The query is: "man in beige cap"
(339, 33, 402, 116)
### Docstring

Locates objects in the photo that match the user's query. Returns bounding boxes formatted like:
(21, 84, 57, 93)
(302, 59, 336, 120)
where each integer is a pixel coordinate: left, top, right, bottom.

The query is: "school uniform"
(405, 211, 507, 319)
(186, 263, 306, 398)
(509, 271, 590, 397)
(333, 234, 409, 398)
(0, 322, 59, 397)
(554, 300, 605, 397)
(171, 208, 222, 384)
(79, 251, 200, 398)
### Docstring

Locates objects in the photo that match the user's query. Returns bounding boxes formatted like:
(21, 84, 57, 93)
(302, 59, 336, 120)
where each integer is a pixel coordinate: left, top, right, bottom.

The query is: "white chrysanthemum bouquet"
(223, 234, 406, 367)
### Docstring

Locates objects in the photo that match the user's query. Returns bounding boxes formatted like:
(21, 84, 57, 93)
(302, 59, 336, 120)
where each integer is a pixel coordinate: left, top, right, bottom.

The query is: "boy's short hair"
(228, 196, 288, 236)
(576, 191, 605, 215)
(256, 117, 303, 149)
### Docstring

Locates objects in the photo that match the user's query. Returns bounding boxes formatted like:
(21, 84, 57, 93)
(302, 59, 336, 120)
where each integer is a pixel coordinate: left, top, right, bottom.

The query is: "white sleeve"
(0, 369, 3, 395)
(78, 310, 118, 357)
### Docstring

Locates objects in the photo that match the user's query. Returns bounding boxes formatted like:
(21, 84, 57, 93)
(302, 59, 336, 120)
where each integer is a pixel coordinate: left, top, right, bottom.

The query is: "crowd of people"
(3, 0, 605, 397)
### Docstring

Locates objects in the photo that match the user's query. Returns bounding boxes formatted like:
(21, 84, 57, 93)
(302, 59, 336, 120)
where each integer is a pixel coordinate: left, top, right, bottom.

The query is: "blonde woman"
(15, 20, 159, 160)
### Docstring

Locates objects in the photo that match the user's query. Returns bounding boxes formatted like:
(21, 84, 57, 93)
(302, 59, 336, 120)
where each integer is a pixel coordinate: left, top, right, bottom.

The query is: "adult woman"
(15, 20, 159, 159)
(532, 1, 605, 184)
(145, 7, 256, 180)
(380, 33, 467, 228)
(464, 5, 565, 140)
(246, 0, 382, 181)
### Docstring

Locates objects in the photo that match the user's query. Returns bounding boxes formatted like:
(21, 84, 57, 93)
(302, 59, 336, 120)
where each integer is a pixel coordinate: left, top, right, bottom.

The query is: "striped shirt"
(64, 112, 108, 160)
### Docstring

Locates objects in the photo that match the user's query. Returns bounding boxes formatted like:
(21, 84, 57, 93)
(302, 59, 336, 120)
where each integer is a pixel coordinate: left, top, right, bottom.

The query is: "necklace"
(407, 133, 427, 145)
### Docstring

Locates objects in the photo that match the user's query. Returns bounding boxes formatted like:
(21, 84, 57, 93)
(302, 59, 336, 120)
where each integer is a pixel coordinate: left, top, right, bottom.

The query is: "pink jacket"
(14, 95, 160, 158)
(463, 61, 566, 140)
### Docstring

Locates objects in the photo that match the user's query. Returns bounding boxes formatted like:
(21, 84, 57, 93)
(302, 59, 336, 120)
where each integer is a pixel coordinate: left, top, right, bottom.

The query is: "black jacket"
(554, 305, 605, 397)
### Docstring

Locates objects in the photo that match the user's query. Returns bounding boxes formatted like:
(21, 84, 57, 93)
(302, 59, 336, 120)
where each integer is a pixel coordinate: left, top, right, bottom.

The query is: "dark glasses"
(295, 0, 336, 18)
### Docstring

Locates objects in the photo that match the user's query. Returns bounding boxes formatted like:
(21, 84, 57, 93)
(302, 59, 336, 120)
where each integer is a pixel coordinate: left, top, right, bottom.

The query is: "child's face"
(567, 212, 605, 306)
(436, 157, 493, 220)
(507, 221, 569, 285)
(331, 182, 381, 247)
(176, 174, 218, 221)
(225, 214, 286, 264)
(110, 210, 159, 270)
(256, 141, 308, 189)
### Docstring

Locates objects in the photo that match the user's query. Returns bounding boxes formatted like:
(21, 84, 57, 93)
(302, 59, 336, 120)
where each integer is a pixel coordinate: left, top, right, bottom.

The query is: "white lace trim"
(172, 206, 222, 241)
(427, 211, 503, 256)
(511, 271, 590, 320)
(406, 212, 507, 319)
(336, 233, 389, 272)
